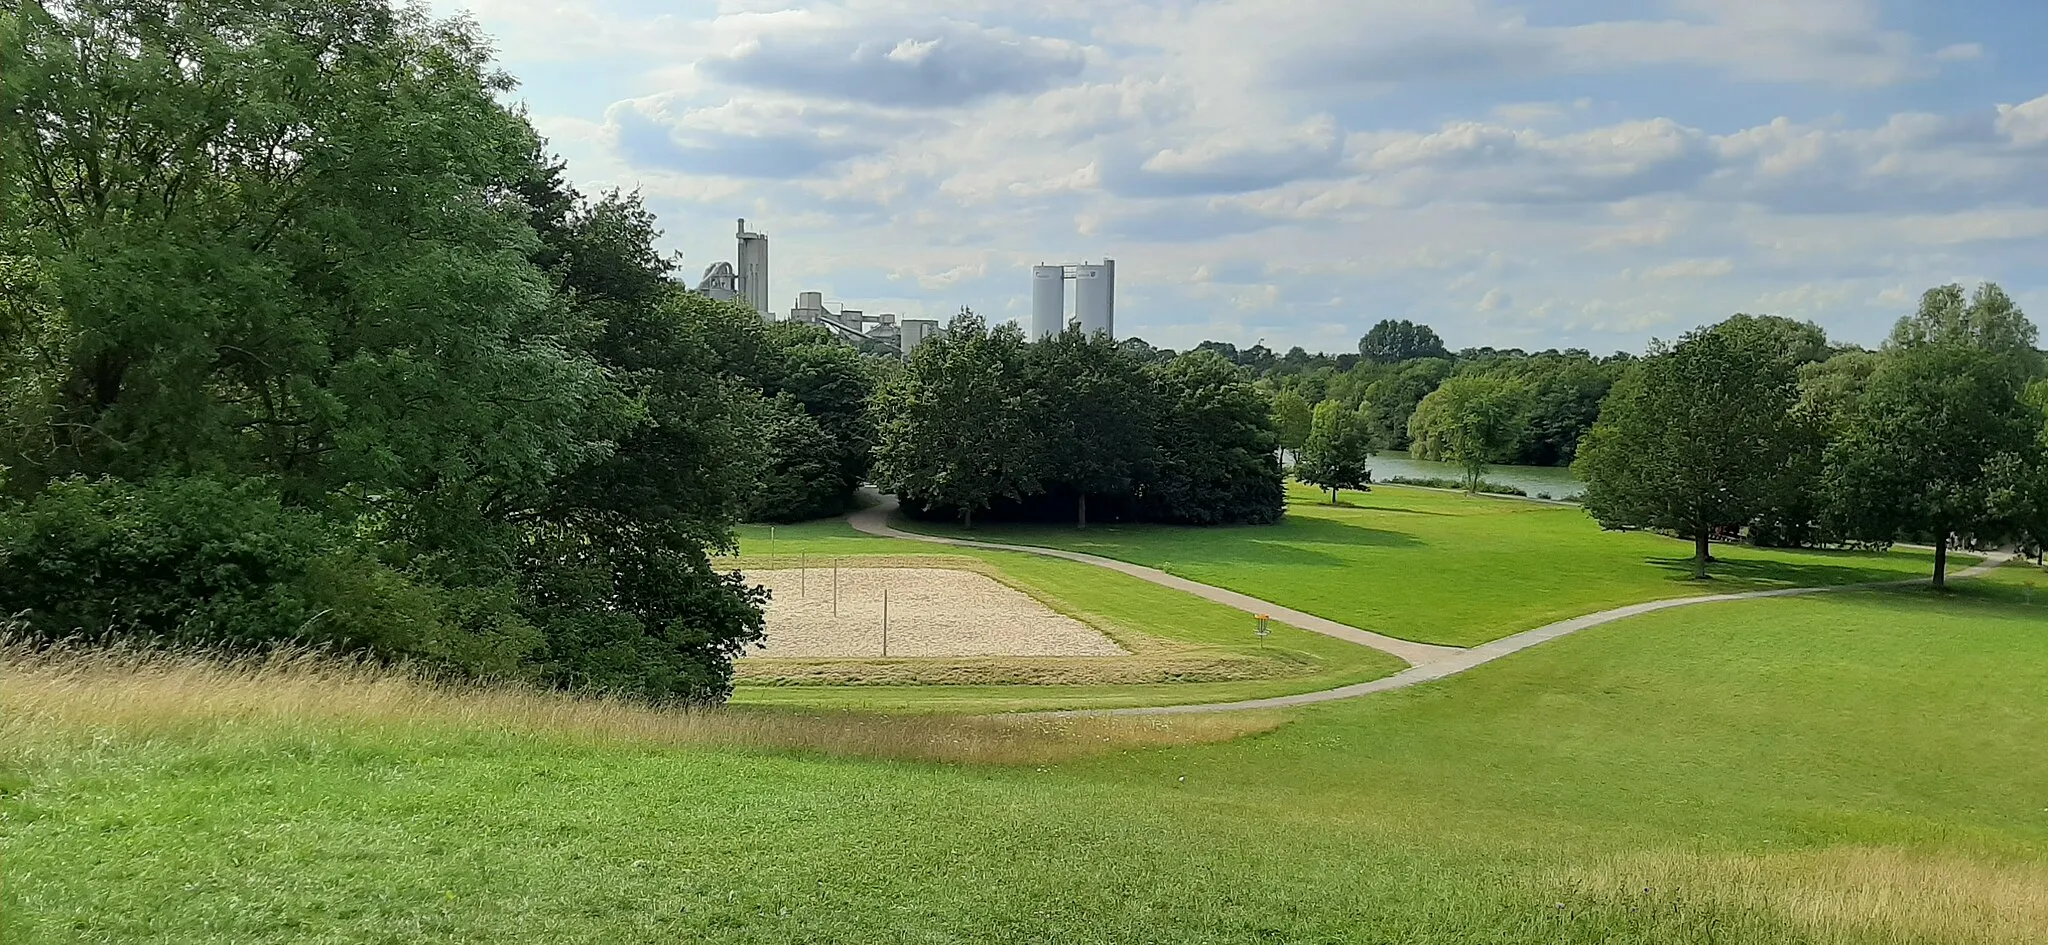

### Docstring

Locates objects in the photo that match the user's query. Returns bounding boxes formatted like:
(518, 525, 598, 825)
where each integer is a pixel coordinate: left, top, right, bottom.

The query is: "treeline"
(877, 318, 1283, 527)
(0, 1, 876, 700)
(1121, 320, 1633, 469)
(1574, 292, 2048, 584)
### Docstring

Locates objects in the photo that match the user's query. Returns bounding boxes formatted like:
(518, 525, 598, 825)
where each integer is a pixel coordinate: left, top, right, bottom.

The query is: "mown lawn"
(724, 521, 1407, 712)
(899, 483, 1970, 646)
(7, 565, 2045, 944)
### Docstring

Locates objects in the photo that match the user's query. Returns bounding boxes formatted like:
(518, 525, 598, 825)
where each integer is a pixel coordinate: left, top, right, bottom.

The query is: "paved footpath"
(848, 495, 2011, 716)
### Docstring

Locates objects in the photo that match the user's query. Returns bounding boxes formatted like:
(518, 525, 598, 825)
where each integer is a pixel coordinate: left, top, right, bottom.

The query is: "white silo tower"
(1031, 265, 1066, 340)
(1074, 259, 1115, 339)
(736, 218, 769, 320)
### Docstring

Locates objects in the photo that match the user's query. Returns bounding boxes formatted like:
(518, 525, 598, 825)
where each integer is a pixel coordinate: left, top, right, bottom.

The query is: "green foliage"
(1143, 351, 1286, 525)
(746, 394, 843, 523)
(1358, 318, 1449, 364)
(0, 476, 540, 674)
(1824, 343, 2040, 586)
(0, 1, 768, 701)
(875, 311, 1038, 527)
(1269, 388, 1314, 454)
(1407, 375, 1530, 492)
(1574, 319, 1806, 578)
(1027, 328, 1156, 526)
(1295, 400, 1375, 502)
(877, 325, 1282, 528)
(1358, 357, 1452, 450)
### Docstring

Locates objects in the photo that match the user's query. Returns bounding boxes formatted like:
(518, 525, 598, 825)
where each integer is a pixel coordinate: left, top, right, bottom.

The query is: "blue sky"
(431, 0, 2048, 354)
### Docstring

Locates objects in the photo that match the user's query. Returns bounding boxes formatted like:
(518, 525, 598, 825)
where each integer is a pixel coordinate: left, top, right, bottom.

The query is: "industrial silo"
(1074, 259, 1115, 339)
(1031, 265, 1066, 339)
(736, 218, 769, 320)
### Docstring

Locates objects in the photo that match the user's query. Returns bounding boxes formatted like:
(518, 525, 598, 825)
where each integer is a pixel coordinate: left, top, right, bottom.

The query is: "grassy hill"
(7, 565, 2044, 943)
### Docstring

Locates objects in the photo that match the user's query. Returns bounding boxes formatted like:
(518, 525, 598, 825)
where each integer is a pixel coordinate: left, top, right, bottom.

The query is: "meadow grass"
(7, 564, 2045, 943)
(897, 482, 1971, 646)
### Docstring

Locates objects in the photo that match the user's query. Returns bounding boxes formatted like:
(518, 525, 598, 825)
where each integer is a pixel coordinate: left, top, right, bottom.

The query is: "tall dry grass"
(1560, 846, 2048, 945)
(0, 640, 1283, 765)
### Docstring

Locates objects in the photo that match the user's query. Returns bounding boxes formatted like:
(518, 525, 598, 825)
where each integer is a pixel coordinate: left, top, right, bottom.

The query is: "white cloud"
(427, 0, 2043, 353)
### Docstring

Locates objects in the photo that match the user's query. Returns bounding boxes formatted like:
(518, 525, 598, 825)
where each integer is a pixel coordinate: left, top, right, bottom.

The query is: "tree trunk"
(1933, 533, 1948, 590)
(1330, 487, 1339, 505)
(1077, 493, 1087, 529)
(1694, 529, 1711, 580)
(963, 507, 974, 530)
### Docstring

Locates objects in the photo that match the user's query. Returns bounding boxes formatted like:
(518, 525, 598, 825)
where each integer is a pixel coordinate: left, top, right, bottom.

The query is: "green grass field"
(7, 564, 2045, 943)
(899, 483, 1970, 646)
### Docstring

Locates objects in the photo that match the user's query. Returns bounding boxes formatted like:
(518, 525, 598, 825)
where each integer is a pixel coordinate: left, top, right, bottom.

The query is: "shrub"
(0, 476, 541, 675)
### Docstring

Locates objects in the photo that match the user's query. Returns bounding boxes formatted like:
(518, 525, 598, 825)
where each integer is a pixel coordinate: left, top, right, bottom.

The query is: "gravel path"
(744, 567, 1127, 659)
(848, 492, 2013, 715)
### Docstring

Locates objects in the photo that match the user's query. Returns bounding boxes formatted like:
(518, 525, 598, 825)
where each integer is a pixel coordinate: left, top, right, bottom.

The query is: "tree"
(1408, 376, 1530, 492)
(1028, 327, 1154, 527)
(0, 1, 770, 700)
(1825, 343, 2040, 589)
(1144, 351, 1285, 525)
(1359, 319, 1450, 364)
(744, 394, 844, 523)
(1889, 283, 2043, 376)
(1574, 323, 1804, 579)
(1296, 400, 1375, 503)
(873, 311, 1037, 528)
(1270, 389, 1314, 462)
(1359, 358, 1453, 450)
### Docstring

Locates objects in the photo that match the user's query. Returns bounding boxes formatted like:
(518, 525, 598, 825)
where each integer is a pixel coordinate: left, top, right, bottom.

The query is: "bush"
(1382, 475, 1529, 497)
(0, 476, 542, 675)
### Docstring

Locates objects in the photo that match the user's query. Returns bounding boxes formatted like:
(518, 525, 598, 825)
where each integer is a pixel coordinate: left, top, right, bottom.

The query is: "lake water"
(1365, 451, 1585, 499)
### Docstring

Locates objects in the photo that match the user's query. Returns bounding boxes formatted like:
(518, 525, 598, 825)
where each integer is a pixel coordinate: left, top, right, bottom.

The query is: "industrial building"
(694, 218, 1105, 357)
(1031, 259, 1116, 340)
(787, 290, 939, 354)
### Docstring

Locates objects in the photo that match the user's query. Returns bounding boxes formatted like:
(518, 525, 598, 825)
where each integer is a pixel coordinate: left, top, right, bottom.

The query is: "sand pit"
(743, 567, 1128, 659)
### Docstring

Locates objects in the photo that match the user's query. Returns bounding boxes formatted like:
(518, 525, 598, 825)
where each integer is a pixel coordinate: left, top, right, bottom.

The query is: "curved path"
(848, 495, 2010, 716)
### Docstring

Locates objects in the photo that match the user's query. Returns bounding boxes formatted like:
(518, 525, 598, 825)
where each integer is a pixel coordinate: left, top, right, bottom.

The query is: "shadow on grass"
(906, 515, 1424, 570)
(1646, 555, 1929, 589)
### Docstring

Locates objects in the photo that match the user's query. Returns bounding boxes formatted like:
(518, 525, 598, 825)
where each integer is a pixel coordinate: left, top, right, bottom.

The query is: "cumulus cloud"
(439, 0, 2045, 352)
(603, 94, 933, 179)
(699, 14, 1087, 107)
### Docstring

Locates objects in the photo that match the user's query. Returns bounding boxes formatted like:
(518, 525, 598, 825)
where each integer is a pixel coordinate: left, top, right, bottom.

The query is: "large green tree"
(1822, 284, 2043, 587)
(873, 311, 1036, 528)
(1296, 400, 1375, 503)
(1144, 351, 1286, 525)
(1359, 319, 1450, 364)
(1574, 322, 1805, 579)
(1027, 327, 1155, 527)
(1408, 376, 1530, 493)
(0, 0, 769, 700)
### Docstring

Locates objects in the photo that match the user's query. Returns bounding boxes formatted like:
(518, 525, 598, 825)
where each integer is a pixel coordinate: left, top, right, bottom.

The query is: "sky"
(428, 0, 2048, 355)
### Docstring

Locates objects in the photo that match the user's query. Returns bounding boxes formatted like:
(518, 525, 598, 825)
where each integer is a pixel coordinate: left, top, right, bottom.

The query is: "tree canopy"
(1296, 400, 1375, 503)
(1573, 320, 1807, 579)
(1408, 376, 1531, 493)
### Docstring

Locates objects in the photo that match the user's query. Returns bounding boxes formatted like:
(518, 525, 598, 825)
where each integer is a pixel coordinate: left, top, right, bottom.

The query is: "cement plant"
(694, 218, 1117, 355)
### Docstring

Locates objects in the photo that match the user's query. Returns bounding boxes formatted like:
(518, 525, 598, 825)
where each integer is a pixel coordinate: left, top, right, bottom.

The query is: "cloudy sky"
(431, 0, 2048, 354)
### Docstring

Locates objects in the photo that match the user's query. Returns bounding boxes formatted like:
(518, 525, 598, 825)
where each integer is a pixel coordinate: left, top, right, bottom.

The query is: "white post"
(769, 526, 776, 570)
(801, 552, 807, 597)
(881, 587, 889, 658)
(832, 559, 839, 617)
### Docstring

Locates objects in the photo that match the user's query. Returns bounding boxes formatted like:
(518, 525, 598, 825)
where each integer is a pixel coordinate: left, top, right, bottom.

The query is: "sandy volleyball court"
(743, 568, 1127, 659)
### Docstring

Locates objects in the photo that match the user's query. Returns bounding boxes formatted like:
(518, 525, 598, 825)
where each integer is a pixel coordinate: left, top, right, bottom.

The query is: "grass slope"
(7, 565, 2046, 943)
(724, 522, 1407, 712)
(900, 483, 1969, 646)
